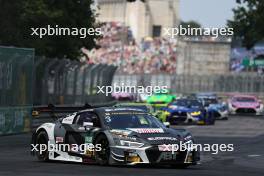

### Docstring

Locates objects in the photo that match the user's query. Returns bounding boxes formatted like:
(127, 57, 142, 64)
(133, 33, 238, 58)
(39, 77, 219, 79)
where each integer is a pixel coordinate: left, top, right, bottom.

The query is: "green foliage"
(180, 20, 201, 28)
(228, 0, 264, 49)
(0, 0, 98, 59)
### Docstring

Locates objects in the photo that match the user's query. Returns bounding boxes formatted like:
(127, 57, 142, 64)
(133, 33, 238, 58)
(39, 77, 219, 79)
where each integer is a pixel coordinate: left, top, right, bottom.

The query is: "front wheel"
(36, 131, 49, 161)
(94, 135, 110, 165)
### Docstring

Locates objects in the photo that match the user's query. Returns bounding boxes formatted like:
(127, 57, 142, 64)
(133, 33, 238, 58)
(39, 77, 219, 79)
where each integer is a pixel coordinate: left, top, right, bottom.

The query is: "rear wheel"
(36, 131, 49, 161)
(94, 135, 110, 165)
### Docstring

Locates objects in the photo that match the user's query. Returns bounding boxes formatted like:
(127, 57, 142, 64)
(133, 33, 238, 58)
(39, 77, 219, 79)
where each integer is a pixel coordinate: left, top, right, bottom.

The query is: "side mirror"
(258, 100, 263, 104)
(163, 122, 170, 128)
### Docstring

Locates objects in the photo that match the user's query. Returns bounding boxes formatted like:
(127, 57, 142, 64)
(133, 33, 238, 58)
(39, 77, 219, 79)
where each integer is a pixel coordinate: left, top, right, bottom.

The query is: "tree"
(180, 20, 201, 28)
(0, 0, 98, 59)
(228, 0, 264, 49)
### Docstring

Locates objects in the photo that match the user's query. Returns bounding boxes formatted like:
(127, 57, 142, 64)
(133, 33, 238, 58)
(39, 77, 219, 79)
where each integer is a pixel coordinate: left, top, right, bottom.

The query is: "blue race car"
(195, 93, 228, 120)
(160, 98, 215, 125)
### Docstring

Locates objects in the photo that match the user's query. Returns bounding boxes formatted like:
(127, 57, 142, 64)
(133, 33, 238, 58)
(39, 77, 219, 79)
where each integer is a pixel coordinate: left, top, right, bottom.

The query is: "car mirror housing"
(83, 122, 93, 128)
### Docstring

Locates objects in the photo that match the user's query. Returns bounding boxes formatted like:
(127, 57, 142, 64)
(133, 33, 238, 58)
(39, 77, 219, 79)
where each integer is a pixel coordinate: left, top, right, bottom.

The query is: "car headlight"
(190, 111, 201, 116)
(119, 140, 144, 148)
(168, 105, 178, 109)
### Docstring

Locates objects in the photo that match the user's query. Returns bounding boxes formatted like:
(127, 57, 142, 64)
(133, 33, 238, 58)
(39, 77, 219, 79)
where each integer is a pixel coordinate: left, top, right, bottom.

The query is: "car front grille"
(236, 108, 256, 114)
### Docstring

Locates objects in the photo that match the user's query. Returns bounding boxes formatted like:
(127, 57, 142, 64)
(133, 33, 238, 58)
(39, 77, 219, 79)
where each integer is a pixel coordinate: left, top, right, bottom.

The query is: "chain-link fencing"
(113, 74, 264, 96)
(0, 46, 117, 135)
(34, 57, 117, 105)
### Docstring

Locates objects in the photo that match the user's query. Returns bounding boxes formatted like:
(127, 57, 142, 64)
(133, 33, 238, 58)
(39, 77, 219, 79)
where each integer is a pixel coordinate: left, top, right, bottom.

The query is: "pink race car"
(228, 95, 263, 115)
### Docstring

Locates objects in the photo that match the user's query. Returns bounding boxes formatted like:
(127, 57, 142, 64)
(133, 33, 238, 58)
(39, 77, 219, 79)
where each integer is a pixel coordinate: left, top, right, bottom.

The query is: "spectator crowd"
(82, 22, 177, 74)
(230, 46, 264, 74)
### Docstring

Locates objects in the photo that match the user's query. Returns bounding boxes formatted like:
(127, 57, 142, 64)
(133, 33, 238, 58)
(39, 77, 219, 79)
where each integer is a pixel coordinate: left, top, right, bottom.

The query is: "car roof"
(95, 107, 147, 113)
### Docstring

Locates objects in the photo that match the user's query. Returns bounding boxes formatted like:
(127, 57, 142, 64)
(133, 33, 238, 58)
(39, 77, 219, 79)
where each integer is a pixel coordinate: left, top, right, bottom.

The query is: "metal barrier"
(0, 46, 117, 135)
(34, 57, 117, 105)
(113, 74, 264, 96)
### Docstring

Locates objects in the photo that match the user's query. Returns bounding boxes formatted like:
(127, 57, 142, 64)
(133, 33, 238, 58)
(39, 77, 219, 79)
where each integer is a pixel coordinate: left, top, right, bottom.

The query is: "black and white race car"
(31, 107, 200, 167)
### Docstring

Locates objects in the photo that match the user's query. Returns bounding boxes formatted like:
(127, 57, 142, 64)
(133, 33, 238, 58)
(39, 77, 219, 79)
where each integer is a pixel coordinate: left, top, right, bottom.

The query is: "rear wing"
(32, 104, 93, 117)
(31, 102, 116, 129)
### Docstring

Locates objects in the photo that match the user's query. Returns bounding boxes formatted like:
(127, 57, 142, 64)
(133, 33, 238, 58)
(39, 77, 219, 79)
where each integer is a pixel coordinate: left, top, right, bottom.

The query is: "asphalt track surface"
(0, 116, 264, 176)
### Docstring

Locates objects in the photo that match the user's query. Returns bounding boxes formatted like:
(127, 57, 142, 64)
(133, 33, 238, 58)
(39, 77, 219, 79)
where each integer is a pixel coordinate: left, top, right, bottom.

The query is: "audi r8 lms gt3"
(31, 107, 200, 167)
(228, 95, 263, 115)
(158, 98, 215, 125)
(195, 93, 228, 120)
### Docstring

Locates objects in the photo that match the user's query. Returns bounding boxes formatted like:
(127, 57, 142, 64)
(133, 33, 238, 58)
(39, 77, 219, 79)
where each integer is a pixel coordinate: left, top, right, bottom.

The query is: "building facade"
(177, 39, 231, 75)
(96, 0, 180, 42)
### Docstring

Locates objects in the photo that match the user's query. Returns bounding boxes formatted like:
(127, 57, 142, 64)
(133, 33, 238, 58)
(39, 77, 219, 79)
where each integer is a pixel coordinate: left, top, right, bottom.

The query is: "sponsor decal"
(105, 116, 111, 122)
(55, 137, 64, 143)
(157, 152, 177, 162)
(62, 116, 74, 124)
(147, 137, 178, 141)
(128, 128, 164, 134)
(85, 136, 93, 143)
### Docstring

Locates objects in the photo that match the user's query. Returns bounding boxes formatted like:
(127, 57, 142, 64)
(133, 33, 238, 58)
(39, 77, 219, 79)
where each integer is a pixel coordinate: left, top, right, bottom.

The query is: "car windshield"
(234, 97, 256, 102)
(203, 98, 218, 106)
(171, 99, 202, 107)
(120, 106, 148, 112)
(103, 113, 165, 130)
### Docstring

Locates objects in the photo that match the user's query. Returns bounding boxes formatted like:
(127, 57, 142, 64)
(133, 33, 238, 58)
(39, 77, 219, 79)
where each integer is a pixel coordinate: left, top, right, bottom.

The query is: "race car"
(31, 106, 200, 167)
(228, 94, 263, 115)
(111, 92, 135, 101)
(195, 93, 228, 120)
(158, 98, 215, 125)
(146, 91, 176, 110)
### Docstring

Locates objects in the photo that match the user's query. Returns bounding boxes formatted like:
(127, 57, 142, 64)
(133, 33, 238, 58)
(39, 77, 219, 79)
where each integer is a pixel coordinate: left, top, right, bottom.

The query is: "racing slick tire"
(94, 134, 110, 165)
(36, 131, 49, 161)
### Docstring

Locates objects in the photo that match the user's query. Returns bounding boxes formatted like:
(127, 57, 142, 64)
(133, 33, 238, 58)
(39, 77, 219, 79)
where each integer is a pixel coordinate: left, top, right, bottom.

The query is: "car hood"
(232, 101, 259, 108)
(110, 128, 190, 145)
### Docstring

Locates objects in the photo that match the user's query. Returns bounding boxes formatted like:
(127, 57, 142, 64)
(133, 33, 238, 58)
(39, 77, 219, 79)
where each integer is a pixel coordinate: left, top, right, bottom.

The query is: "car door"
(58, 111, 101, 156)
